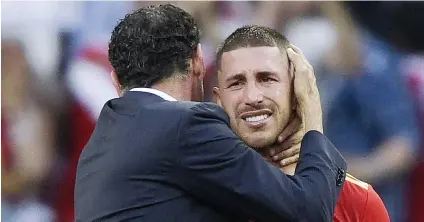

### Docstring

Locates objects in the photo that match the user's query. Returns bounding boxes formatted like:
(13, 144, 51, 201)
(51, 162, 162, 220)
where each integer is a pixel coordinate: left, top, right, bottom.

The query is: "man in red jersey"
(213, 25, 390, 222)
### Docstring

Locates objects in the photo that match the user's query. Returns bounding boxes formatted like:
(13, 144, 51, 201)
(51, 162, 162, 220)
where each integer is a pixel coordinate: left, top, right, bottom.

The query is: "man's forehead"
(222, 46, 283, 61)
(219, 46, 288, 79)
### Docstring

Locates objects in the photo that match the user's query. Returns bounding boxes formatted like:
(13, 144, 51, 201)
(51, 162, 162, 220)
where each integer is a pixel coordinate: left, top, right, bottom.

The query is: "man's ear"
(192, 43, 205, 80)
(212, 86, 222, 107)
(111, 71, 124, 97)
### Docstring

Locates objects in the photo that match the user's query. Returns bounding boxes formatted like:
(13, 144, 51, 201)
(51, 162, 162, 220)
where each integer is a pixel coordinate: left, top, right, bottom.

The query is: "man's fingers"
(283, 131, 303, 148)
(289, 61, 295, 80)
(279, 154, 300, 167)
(287, 45, 324, 134)
(277, 117, 301, 143)
(287, 47, 318, 105)
(272, 143, 301, 162)
(289, 45, 306, 62)
(287, 48, 309, 97)
(269, 117, 301, 156)
(263, 155, 281, 168)
(287, 48, 308, 73)
(289, 44, 312, 69)
(291, 46, 315, 86)
(263, 156, 272, 163)
(277, 130, 303, 156)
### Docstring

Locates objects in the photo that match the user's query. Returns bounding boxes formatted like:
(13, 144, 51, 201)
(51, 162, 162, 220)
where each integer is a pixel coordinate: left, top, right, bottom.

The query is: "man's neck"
(151, 75, 191, 101)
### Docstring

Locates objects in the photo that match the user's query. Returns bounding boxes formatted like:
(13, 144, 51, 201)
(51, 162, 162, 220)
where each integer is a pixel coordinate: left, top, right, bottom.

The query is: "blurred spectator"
(347, 2, 424, 54)
(295, 3, 421, 222)
(391, 4, 424, 222)
(251, 2, 315, 29)
(1, 1, 80, 80)
(322, 33, 420, 222)
(53, 2, 131, 221)
(402, 55, 424, 222)
(1, 40, 56, 222)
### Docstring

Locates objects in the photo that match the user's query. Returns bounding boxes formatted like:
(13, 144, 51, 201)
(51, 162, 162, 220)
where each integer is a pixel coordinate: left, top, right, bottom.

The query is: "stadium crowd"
(2, 2, 423, 222)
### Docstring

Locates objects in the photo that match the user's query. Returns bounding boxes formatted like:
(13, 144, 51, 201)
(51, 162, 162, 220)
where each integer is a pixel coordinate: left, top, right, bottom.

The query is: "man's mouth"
(240, 110, 272, 127)
(245, 114, 270, 123)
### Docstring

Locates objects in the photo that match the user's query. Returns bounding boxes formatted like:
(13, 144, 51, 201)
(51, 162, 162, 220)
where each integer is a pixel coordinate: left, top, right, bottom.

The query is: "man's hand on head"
(261, 44, 324, 171)
(287, 45, 324, 134)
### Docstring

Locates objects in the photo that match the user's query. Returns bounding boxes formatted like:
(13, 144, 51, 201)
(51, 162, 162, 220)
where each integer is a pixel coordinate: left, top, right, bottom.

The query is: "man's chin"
(242, 135, 274, 151)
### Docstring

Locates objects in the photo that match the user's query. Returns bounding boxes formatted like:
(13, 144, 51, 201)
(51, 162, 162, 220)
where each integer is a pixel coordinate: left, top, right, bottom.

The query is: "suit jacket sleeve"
(172, 103, 347, 222)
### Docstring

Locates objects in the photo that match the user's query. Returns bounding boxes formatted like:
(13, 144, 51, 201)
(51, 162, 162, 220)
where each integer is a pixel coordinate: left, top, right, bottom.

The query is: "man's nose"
(244, 83, 264, 106)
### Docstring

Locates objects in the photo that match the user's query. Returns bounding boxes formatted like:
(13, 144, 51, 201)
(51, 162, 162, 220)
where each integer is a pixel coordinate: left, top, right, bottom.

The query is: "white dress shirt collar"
(129, 88, 177, 101)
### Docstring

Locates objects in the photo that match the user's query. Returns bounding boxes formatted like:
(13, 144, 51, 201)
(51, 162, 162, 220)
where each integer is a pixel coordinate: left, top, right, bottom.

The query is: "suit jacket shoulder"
(149, 101, 227, 121)
(184, 102, 230, 123)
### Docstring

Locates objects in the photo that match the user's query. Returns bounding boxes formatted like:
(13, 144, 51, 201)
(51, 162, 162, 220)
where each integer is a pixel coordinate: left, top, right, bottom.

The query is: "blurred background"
(1, 1, 423, 222)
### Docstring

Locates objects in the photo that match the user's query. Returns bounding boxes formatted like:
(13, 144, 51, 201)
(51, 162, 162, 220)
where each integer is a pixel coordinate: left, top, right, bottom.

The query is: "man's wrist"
(304, 112, 323, 134)
(304, 122, 323, 134)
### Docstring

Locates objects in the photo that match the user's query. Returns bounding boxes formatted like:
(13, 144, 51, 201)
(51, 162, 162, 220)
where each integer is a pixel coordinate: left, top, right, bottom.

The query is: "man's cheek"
(229, 115, 239, 132)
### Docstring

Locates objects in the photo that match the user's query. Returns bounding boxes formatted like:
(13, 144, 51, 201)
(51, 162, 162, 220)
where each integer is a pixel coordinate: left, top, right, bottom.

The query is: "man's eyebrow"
(225, 73, 245, 83)
(256, 71, 278, 78)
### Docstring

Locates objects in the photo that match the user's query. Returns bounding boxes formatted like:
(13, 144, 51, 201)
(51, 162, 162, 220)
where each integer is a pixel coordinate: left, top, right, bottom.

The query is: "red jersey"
(248, 174, 389, 222)
(334, 174, 390, 222)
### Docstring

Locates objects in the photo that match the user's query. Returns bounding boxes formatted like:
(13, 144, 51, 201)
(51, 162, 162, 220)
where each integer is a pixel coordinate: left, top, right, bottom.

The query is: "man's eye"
(261, 77, 275, 82)
(228, 82, 242, 88)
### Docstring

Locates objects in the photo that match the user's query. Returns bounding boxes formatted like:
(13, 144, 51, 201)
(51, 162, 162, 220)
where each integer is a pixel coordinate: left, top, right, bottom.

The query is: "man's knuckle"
(289, 136, 301, 144)
(307, 70, 314, 79)
(294, 138, 302, 144)
(311, 76, 317, 85)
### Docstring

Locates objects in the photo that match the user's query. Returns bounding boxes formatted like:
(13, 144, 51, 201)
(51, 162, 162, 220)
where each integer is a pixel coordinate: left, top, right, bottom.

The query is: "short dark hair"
(108, 4, 200, 89)
(216, 25, 290, 70)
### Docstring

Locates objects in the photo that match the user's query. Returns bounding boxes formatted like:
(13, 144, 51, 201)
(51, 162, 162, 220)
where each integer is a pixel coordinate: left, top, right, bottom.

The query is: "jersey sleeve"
(362, 185, 390, 222)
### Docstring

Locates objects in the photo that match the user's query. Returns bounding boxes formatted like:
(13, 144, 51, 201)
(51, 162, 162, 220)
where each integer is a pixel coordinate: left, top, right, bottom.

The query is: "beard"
(239, 130, 277, 150)
(230, 105, 292, 152)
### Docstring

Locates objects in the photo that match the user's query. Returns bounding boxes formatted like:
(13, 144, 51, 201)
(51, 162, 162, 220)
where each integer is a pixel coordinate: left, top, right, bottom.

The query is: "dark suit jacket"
(74, 91, 347, 222)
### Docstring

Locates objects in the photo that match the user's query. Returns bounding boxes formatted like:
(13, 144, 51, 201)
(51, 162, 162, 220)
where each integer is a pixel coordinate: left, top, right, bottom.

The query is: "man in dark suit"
(74, 4, 347, 222)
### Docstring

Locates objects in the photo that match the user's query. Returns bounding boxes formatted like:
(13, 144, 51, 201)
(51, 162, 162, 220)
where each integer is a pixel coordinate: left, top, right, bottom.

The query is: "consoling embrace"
(74, 4, 388, 222)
